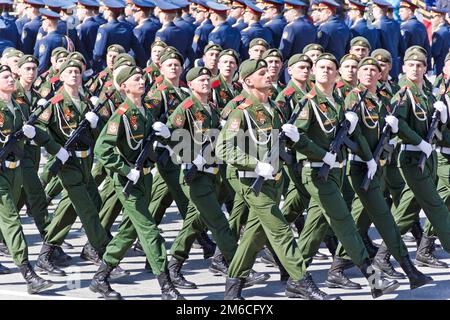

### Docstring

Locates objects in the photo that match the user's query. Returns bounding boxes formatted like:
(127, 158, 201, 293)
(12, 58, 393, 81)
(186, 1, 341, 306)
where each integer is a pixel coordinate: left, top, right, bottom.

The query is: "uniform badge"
(39, 44, 46, 54)
(219, 90, 228, 101)
(100, 106, 110, 117)
(319, 103, 327, 113)
(195, 111, 205, 124)
(16, 97, 26, 105)
(282, 31, 288, 39)
(96, 32, 102, 42)
(317, 31, 322, 39)
(298, 108, 309, 120)
(130, 115, 138, 130)
(107, 122, 119, 135)
(228, 118, 240, 132)
(41, 87, 50, 98)
(174, 114, 185, 127)
(193, 35, 199, 43)
(256, 111, 266, 124)
(222, 107, 232, 119)
(39, 108, 51, 122)
(0, 112, 4, 127)
(64, 108, 73, 121)
(365, 100, 375, 111)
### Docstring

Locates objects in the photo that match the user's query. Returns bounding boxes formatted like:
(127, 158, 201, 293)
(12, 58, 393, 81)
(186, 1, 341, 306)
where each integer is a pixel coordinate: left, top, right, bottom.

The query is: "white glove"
(322, 152, 337, 166)
(255, 162, 274, 179)
(417, 140, 432, 158)
(126, 168, 140, 185)
(388, 138, 397, 149)
(23, 124, 36, 139)
(434, 101, 448, 124)
(192, 154, 206, 169)
(220, 119, 227, 128)
(85, 111, 99, 129)
(56, 147, 70, 164)
(385, 115, 399, 134)
(345, 111, 358, 135)
(366, 158, 377, 180)
(152, 121, 170, 139)
(282, 124, 299, 143)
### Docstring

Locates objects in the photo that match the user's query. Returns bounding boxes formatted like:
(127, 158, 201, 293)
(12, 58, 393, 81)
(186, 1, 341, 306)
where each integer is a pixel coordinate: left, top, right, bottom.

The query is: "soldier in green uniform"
(248, 38, 269, 60)
(335, 53, 359, 100)
(34, 60, 110, 276)
(216, 58, 339, 300)
(144, 40, 167, 85)
(34, 48, 68, 98)
(201, 43, 222, 76)
(90, 65, 183, 300)
(0, 64, 53, 293)
(302, 43, 324, 83)
(262, 48, 285, 100)
(291, 53, 400, 298)
(326, 57, 432, 291)
(349, 36, 371, 61)
(211, 49, 240, 111)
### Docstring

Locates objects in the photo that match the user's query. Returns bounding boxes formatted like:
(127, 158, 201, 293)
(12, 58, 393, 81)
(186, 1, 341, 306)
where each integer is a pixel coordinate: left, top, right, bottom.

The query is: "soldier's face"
(265, 57, 282, 79)
(377, 61, 392, 80)
(218, 55, 238, 78)
(77, 6, 87, 21)
(203, 50, 220, 71)
(339, 59, 358, 83)
(289, 62, 311, 83)
(230, 7, 244, 19)
(246, 67, 272, 90)
(403, 60, 426, 83)
(123, 74, 145, 95)
(315, 59, 337, 85)
(311, 10, 321, 24)
(161, 59, 182, 81)
(350, 46, 369, 60)
(188, 75, 211, 95)
(372, 6, 383, 20)
(0, 71, 16, 93)
(106, 51, 119, 69)
(305, 50, 321, 64)
(151, 46, 165, 65)
(431, 14, 444, 28)
(6, 57, 20, 74)
(357, 65, 381, 88)
(55, 58, 67, 71)
(18, 62, 38, 84)
(248, 45, 266, 60)
(399, 8, 412, 21)
(60, 67, 81, 87)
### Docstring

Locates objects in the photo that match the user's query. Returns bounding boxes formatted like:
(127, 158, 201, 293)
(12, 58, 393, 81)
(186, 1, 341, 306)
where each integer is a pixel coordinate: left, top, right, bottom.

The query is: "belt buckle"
(143, 167, 150, 175)
(379, 159, 387, 167)
(212, 167, 219, 175)
(8, 162, 17, 169)
(81, 150, 88, 158)
(274, 172, 282, 181)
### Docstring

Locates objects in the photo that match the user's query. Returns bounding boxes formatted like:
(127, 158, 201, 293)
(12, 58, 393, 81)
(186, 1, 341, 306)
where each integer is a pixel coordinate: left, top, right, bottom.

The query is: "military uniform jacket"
(317, 16, 351, 61)
(240, 22, 274, 61)
(431, 22, 450, 75)
(335, 78, 354, 100)
(86, 67, 113, 96)
(275, 80, 310, 122)
(208, 21, 241, 52)
(192, 19, 215, 59)
(400, 16, 432, 69)
(264, 14, 287, 48)
(220, 91, 249, 121)
(211, 74, 237, 111)
(279, 16, 317, 59)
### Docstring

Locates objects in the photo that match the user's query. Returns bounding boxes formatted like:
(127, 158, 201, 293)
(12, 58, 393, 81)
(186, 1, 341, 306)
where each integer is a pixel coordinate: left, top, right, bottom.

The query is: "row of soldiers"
(0, 23, 450, 299)
(0, 0, 449, 82)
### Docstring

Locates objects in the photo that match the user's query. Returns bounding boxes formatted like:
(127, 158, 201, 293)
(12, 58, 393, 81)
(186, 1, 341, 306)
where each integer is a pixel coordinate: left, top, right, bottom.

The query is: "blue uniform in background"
(279, 15, 316, 59)
(264, 14, 287, 48)
(93, 13, 107, 25)
(34, 30, 69, 74)
(133, 18, 160, 60)
(21, 16, 42, 54)
(155, 21, 194, 66)
(192, 19, 214, 58)
(240, 21, 273, 60)
(317, 15, 351, 61)
(208, 20, 241, 52)
(15, 15, 30, 35)
(350, 18, 381, 50)
(77, 16, 101, 67)
(232, 18, 247, 31)
(400, 15, 432, 69)
(0, 13, 21, 51)
(431, 22, 450, 75)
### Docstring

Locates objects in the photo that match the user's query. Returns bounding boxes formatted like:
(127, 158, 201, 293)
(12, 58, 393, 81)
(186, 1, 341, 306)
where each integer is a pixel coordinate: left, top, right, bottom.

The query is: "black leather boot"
(168, 257, 197, 289)
(224, 277, 245, 300)
(36, 243, 66, 276)
(410, 221, 424, 247)
(286, 272, 341, 300)
(61, 241, 73, 249)
(324, 235, 338, 257)
(294, 214, 305, 234)
(89, 261, 123, 300)
(157, 270, 185, 300)
(209, 254, 228, 276)
(51, 246, 72, 266)
(195, 231, 216, 259)
(19, 261, 53, 294)
(361, 232, 378, 259)
(399, 255, 433, 290)
(359, 258, 400, 298)
(325, 256, 361, 289)
(144, 259, 153, 273)
(373, 244, 405, 279)
(244, 269, 270, 287)
(260, 247, 276, 266)
(0, 241, 10, 257)
(80, 242, 101, 265)
(271, 248, 289, 282)
(0, 263, 10, 274)
(416, 235, 448, 268)
(109, 265, 130, 280)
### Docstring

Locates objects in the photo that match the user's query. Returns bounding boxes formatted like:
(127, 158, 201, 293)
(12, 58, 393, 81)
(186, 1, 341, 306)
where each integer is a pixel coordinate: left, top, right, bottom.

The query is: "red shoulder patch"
(99, 71, 107, 78)
(155, 76, 164, 84)
(50, 94, 64, 104)
(237, 99, 253, 110)
(117, 103, 129, 115)
(211, 79, 221, 89)
(144, 65, 154, 73)
(335, 81, 344, 89)
(232, 95, 245, 102)
(183, 99, 194, 109)
(305, 90, 316, 100)
(49, 76, 59, 84)
(157, 84, 167, 91)
(105, 80, 113, 87)
(284, 86, 295, 96)
(352, 87, 362, 93)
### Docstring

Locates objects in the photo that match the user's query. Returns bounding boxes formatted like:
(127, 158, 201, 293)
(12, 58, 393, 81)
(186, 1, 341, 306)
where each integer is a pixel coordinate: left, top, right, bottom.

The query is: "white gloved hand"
(192, 154, 206, 169)
(220, 119, 227, 128)
(388, 138, 397, 149)
(85, 111, 99, 129)
(126, 168, 141, 185)
(434, 101, 448, 124)
(282, 124, 299, 143)
(417, 140, 432, 158)
(322, 152, 337, 166)
(366, 158, 377, 180)
(152, 121, 170, 138)
(255, 162, 274, 179)
(56, 147, 70, 164)
(385, 115, 399, 134)
(345, 111, 358, 135)
(23, 124, 36, 139)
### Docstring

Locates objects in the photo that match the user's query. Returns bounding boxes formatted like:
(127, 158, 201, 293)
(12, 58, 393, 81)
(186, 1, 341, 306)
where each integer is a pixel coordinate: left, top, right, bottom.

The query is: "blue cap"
(152, 0, 179, 10)
(430, 6, 448, 14)
(191, 0, 207, 6)
(60, 0, 76, 9)
(206, 0, 229, 12)
(347, 0, 366, 9)
(318, 0, 340, 8)
(284, 0, 307, 7)
(245, 0, 263, 13)
(24, 0, 45, 6)
(0, 0, 13, 4)
(168, 0, 189, 8)
(39, 7, 61, 18)
(43, 0, 62, 8)
(78, 0, 100, 7)
(263, 0, 284, 5)
(132, 0, 155, 8)
(101, 0, 125, 8)
(371, 0, 391, 8)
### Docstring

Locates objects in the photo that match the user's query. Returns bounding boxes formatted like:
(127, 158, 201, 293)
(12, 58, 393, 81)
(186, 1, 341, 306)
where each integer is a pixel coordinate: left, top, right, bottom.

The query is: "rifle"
(418, 78, 450, 172)
(317, 89, 368, 182)
(155, 97, 177, 167)
(276, 89, 296, 165)
(47, 93, 113, 177)
(251, 96, 308, 196)
(360, 87, 408, 191)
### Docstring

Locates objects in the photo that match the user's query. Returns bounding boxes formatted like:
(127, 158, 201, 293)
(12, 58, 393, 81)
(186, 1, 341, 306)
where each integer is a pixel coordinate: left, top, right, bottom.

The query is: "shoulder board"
(352, 87, 362, 93)
(157, 84, 167, 91)
(335, 81, 344, 89)
(155, 76, 164, 84)
(105, 80, 113, 87)
(237, 99, 253, 110)
(51, 94, 64, 104)
(144, 102, 154, 109)
(211, 79, 221, 89)
(99, 71, 107, 78)
(284, 86, 295, 97)
(232, 95, 245, 102)
(117, 103, 129, 115)
(49, 76, 59, 84)
(305, 90, 316, 100)
(144, 65, 154, 73)
(183, 99, 194, 109)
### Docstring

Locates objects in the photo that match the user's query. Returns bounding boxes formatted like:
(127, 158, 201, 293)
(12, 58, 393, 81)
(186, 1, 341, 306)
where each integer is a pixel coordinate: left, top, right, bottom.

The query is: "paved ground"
(0, 155, 449, 300)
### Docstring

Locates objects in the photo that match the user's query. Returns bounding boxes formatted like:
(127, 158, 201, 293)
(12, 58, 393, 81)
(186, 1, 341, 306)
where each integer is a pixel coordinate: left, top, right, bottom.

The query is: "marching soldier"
(191, 0, 214, 59)
(76, 0, 102, 70)
(248, 38, 269, 60)
(33, 47, 67, 94)
(211, 49, 240, 111)
(430, 7, 450, 76)
(347, 0, 380, 50)
(335, 54, 359, 100)
(302, 43, 324, 81)
(144, 40, 166, 85)
(132, 0, 160, 61)
(207, 1, 241, 52)
(262, 48, 284, 100)
(349, 36, 371, 61)
(262, 0, 286, 48)
(199, 43, 222, 76)
(21, 0, 44, 55)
